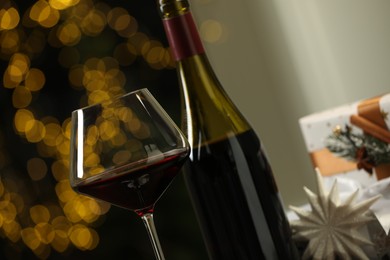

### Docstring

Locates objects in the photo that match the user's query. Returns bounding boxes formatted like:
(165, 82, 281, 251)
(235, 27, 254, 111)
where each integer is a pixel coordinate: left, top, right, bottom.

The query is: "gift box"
(297, 94, 390, 255)
(299, 93, 390, 187)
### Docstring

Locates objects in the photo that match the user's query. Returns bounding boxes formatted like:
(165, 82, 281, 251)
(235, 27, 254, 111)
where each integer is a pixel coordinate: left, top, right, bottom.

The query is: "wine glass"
(69, 88, 189, 260)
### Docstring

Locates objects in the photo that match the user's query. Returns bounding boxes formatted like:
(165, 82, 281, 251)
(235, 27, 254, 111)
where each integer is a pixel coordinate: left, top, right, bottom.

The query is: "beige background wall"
(190, 0, 390, 206)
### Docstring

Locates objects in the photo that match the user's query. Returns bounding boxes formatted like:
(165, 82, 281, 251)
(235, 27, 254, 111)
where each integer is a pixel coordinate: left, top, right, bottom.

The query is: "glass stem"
(141, 213, 165, 260)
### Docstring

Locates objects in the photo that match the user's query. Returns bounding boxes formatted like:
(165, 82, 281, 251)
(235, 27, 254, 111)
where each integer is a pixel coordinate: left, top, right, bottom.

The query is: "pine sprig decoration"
(325, 125, 390, 173)
(326, 125, 363, 161)
(364, 134, 390, 166)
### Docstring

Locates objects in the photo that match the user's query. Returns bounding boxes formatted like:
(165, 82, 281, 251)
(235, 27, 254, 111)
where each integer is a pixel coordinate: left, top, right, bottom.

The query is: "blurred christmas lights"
(0, 0, 226, 257)
(0, 0, 173, 257)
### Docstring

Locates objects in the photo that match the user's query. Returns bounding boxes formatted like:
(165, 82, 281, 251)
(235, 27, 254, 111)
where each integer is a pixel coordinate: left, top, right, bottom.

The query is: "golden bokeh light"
(69, 224, 98, 250)
(116, 108, 133, 125)
(68, 0, 92, 21)
(25, 119, 46, 143)
(57, 22, 81, 46)
(83, 152, 100, 168)
(80, 8, 106, 36)
(3, 67, 21, 89)
(2, 220, 21, 243)
(146, 46, 167, 69)
(51, 159, 70, 181)
(68, 65, 84, 89)
(100, 105, 115, 119)
(5, 66, 22, 87)
(57, 137, 70, 156)
(98, 119, 119, 141)
(8, 63, 26, 80)
(12, 85, 32, 108)
(86, 125, 99, 146)
(141, 40, 173, 69)
(70, 57, 129, 105)
(0, 29, 20, 54)
(63, 197, 98, 223)
(49, 0, 80, 10)
(30, 205, 51, 224)
(30, 0, 61, 28)
(21, 227, 41, 250)
(27, 158, 48, 181)
(109, 130, 127, 147)
(107, 7, 128, 31)
(14, 109, 35, 134)
(0, 7, 20, 30)
(106, 69, 126, 88)
(51, 216, 72, 232)
(132, 122, 151, 140)
(88, 90, 111, 105)
(0, 0, 179, 256)
(11, 52, 30, 72)
(55, 180, 77, 204)
(62, 118, 72, 140)
(101, 56, 121, 73)
(35, 222, 55, 244)
(85, 199, 106, 216)
(43, 122, 62, 147)
(0, 200, 17, 224)
(51, 229, 70, 252)
(3, 53, 31, 89)
(107, 7, 138, 38)
(41, 9, 61, 28)
(30, 1, 50, 21)
(200, 19, 227, 44)
(112, 150, 132, 165)
(128, 32, 149, 55)
(25, 68, 46, 91)
(84, 70, 106, 91)
(126, 116, 141, 133)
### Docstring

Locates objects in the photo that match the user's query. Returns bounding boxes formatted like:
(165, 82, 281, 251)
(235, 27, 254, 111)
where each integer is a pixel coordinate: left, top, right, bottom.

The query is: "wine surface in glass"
(74, 149, 188, 216)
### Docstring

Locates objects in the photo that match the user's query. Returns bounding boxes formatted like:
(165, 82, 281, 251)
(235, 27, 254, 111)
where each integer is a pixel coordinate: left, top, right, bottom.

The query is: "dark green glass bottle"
(158, 1, 299, 259)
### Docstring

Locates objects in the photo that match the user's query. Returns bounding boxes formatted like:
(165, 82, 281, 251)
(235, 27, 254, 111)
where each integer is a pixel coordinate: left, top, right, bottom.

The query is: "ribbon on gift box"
(351, 95, 390, 179)
(310, 94, 390, 178)
(310, 149, 356, 176)
(351, 95, 390, 144)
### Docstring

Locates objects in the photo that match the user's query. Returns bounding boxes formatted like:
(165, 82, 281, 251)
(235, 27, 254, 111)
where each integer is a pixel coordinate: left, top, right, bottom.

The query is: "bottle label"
(163, 12, 205, 61)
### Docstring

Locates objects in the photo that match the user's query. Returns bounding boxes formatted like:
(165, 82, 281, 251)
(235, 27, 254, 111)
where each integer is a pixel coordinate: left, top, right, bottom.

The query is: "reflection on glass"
(69, 89, 190, 260)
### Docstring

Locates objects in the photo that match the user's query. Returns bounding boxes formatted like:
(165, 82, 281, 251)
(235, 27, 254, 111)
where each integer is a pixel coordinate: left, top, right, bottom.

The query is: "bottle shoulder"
(177, 55, 251, 146)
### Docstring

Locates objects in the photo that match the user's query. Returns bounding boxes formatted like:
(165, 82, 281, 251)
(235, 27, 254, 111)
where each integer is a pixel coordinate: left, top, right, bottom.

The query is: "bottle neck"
(158, 0, 189, 19)
(159, 0, 252, 143)
(159, 0, 205, 61)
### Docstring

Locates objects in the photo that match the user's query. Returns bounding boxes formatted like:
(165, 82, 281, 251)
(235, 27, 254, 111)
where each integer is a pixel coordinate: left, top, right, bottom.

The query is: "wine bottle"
(157, 0, 299, 259)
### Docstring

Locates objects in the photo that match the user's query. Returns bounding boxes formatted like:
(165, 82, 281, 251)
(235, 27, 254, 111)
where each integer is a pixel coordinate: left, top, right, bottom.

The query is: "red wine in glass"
(69, 89, 190, 260)
(74, 148, 189, 216)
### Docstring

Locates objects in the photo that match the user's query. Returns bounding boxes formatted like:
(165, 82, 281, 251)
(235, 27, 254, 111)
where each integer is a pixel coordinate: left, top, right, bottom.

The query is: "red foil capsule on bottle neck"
(163, 12, 205, 61)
